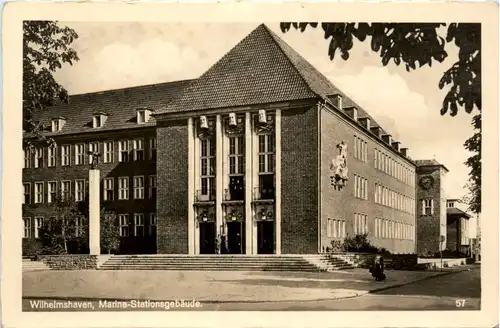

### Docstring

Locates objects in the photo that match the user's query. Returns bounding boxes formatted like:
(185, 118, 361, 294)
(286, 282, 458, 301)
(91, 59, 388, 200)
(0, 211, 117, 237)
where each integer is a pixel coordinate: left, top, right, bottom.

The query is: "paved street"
(23, 265, 479, 311)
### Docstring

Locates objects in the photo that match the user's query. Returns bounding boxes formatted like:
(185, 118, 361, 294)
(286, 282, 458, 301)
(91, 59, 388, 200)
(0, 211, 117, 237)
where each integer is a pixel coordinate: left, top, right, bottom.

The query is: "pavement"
(23, 266, 473, 304)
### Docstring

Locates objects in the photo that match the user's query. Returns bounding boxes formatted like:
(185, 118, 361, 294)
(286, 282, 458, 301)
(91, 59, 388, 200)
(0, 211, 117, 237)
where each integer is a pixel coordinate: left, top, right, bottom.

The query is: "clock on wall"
(419, 175, 434, 190)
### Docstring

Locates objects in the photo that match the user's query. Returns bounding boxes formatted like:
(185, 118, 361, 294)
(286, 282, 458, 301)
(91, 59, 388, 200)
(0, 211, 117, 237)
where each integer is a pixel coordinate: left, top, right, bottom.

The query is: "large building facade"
(23, 24, 422, 256)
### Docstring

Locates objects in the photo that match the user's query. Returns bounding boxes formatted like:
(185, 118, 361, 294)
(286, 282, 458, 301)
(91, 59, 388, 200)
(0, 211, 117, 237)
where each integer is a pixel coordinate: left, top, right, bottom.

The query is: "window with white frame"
(118, 177, 129, 200)
(23, 218, 32, 238)
(133, 176, 144, 199)
(119, 214, 129, 237)
(134, 213, 145, 237)
(354, 136, 367, 162)
(88, 142, 99, 164)
(137, 110, 146, 124)
(104, 141, 114, 163)
(23, 183, 31, 204)
(24, 149, 31, 168)
(104, 178, 114, 201)
(258, 133, 275, 199)
(61, 180, 71, 201)
(74, 217, 85, 237)
(48, 181, 57, 203)
(148, 213, 157, 236)
(354, 213, 368, 235)
(61, 145, 70, 166)
(34, 182, 44, 204)
(75, 180, 85, 202)
(48, 145, 57, 167)
(93, 115, 103, 128)
(34, 148, 44, 168)
(200, 138, 216, 198)
(119, 140, 129, 162)
(354, 175, 368, 200)
(34, 217, 43, 238)
(229, 136, 245, 175)
(75, 144, 85, 165)
(422, 199, 434, 215)
(148, 175, 156, 199)
(51, 119, 60, 132)
(133, 139, 144, 161)
(149, 138, 157, 162)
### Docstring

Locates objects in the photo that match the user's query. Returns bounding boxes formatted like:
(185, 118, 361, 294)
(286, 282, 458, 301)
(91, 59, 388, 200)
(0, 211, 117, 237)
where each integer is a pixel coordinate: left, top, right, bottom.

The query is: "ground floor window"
(119, 214, 129, 237)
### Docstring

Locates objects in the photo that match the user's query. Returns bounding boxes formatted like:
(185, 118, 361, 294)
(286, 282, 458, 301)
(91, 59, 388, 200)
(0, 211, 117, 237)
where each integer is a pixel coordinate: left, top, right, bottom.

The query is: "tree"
(280, 23, 481, 213)
(100, 208, 121, 254)
(23, 21, 79, 131)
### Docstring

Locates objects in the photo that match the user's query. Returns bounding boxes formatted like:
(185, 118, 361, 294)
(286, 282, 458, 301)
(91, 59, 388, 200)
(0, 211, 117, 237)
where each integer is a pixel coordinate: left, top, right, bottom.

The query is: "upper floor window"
(61, 180, 71, 201)
(48, 181, 57, 203)
(23, 218, 32, 238)
(23, 183, 31, 204)
(48, 145, 57, 167)
(75, 180, 85, 202)
(24, 149, 31, 168)
(61, 145, 70, 166)
(104, 141, 114, 163)
(104, 178, 114, 201)
(119, 214, 129, 237)
(137, 109, 151, 124)
(200, 138, 216, 198)
(92, 113, 107, 129)
(34, 217, 44, 238)
(353, 136, 367, 162)
(118, 177, 129, 200)
(51, 118, 66, 132)
(119, 141, 130, 162)
(75, 144, 85, 165)
(422, 199, 434, 216)
(133, 176, 144, 199)
(148, 175, 157, 199)
(88, 142, 99, 164)
(447, 200, 455, 208)
(228, 136, 245, 201)
(149, 138, 157, 162)
(34, 148, 44, 168)
(133, 139, 144, 161)
(34, 182, 44, 204)
(353, 174, 368, 200)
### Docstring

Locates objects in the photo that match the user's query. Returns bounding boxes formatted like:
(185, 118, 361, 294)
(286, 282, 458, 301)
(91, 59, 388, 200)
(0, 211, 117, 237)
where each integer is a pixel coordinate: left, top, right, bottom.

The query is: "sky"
(52, 22, 478, 216)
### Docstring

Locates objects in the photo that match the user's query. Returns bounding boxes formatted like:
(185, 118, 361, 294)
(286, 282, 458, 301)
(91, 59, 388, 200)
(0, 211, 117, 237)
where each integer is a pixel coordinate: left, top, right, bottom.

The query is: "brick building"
(23, 24, 420, 255)
(446, 199, 472, 255)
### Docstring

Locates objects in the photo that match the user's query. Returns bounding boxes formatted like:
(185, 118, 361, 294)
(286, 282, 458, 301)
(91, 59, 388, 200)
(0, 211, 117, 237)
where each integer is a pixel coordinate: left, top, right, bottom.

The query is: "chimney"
(382, 134, 392, 145)
(391, 141, 401, 151)
(400, 148, 408, 157)
(358, 117, 371, 130)
(344, 107, 358, 121)
(333, 94, 343, 110)
(370, 126, 382, 138)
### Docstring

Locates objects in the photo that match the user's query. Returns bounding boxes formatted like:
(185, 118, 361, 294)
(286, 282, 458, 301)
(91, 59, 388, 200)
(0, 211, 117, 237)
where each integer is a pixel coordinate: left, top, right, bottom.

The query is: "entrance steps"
(99, 254, 354, 271)
(23, 258, 51, 272)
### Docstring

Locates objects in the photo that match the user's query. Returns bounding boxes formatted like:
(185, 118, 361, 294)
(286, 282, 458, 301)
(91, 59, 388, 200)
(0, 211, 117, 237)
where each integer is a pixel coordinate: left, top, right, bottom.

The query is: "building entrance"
(257, 221, 274, 254)
(226, 221, 244, 254)
(199, 221, 216, 254)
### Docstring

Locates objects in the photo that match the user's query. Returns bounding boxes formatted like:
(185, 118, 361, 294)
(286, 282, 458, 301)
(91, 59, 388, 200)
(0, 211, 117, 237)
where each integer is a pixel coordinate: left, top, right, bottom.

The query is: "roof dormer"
(92, 112, 108, 129)
(136, 108, 152, 124)
(51, 116, 66, 132)
(332, 94, 343, 111)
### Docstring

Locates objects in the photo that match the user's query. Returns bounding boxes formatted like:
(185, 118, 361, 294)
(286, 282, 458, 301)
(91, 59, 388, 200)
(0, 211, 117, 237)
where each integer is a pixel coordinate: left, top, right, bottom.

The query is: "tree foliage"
(23, 21, 79, 131)
(100, 209, 121, 254)
(281, 22, 481, 213)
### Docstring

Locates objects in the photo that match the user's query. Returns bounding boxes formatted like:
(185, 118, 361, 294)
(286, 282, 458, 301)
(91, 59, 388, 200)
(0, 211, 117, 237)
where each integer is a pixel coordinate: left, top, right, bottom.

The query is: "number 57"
(456, 300, 466, 307)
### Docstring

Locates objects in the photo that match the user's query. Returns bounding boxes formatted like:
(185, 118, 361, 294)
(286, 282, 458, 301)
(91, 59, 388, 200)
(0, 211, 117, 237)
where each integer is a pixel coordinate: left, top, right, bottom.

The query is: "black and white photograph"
(2, 2, 498, 328)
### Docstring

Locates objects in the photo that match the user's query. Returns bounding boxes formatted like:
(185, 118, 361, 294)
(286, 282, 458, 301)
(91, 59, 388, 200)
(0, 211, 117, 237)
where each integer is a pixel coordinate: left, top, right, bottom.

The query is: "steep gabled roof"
(26, 80, 193, 137)
(158, 24, 344, 114)
(447, 207, 471, 219)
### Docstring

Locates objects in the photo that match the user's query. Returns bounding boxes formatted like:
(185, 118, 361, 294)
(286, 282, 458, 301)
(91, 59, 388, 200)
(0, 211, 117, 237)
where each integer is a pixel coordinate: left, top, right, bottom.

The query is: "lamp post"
(88, 151, 101, 255)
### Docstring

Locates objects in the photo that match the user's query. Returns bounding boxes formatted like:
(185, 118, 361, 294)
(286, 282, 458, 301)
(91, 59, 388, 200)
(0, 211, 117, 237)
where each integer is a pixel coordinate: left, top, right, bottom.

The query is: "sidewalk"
(23, 268, 466, 303)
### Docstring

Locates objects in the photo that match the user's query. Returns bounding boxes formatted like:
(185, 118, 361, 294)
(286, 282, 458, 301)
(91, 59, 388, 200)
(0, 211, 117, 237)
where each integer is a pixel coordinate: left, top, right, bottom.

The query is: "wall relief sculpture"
(330, 140, 349, 190)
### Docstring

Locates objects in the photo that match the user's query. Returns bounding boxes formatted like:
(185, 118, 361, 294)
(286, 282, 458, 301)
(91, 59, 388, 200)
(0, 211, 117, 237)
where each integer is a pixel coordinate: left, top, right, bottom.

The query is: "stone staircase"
(99, 254, 354, 272)
(22, 258, 51, 272)
(301, 255, 355, 271)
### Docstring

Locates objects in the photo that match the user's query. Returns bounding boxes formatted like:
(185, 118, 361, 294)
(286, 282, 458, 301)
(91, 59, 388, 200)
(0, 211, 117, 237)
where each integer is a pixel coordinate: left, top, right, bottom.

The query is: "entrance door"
(199, 221, 216, 254)
(226, 221, 244, 254)
(257, 221, 274, 254)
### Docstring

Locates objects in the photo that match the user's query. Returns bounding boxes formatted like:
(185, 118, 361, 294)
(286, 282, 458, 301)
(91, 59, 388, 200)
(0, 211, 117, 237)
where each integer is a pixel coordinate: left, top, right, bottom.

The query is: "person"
(370, 249, 386, 281)
(215, 234, 221, 254)
(220, 234, 227, 254)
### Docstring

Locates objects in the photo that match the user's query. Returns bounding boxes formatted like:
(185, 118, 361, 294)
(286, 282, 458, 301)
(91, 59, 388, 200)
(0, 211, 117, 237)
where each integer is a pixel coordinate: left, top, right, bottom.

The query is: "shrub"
(330, 239, 343, 252)
(342, 233, 379, 253)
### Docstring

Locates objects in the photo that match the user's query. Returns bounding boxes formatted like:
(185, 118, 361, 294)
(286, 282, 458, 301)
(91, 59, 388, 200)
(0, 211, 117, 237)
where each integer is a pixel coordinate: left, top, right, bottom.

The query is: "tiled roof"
(26, 80, 193, 138)
(158, 24, 341, 114)
(447, 207, 471, 218)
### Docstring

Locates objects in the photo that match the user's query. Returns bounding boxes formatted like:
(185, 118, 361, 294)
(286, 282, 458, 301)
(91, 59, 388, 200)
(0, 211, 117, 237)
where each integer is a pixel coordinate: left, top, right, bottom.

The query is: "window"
(133, 139, 144, 161)
(133, 176, 144, 199)
(34, 148, 44, 168)
(422, 199, 434, 215)
(354, 175, 368, 199)
(23, 218, 32, 238)
(119, 214, 129, 237)
(148, 175, 156, 199)
(23, 183, 31, 204)
(52, 119, 60, 132)
(447, 201, 455, 208)
(148, 213, 157, 236)
(119, 141, 129, 162)
(200, 138, 216, 199)
(104, 141, 114, 163)
(74, 217, 84, 237)
(93, 115, 103, 128)
(48, 181, 57, 203)
(61, 145, 70, 166)
(61, 180, 71, 201)
(48, 145, 57, 167)
(137, 110, 146, 124)
(354, 213, 368, 234)
(327, 218, 344, 238)
(149, 138, 157, 162)
(228, 136, 245, 201)
(88, 142, 99, 164)
(75, 144, 85, 165)
(34, 182, 44, 204)
(104, 178, 114, 201)
(354, 136, 367, 162)
(118, 177, 129, 200)
(24, 149, 31, 169)
(258, 134, 275, 173)
(134, 214, 145, 237)
(75, 180, 85, 202)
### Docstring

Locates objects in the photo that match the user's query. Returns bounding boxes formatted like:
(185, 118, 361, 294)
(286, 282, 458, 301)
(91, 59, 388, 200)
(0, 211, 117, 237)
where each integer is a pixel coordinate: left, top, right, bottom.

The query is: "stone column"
(244, 112, 253, 254)
(252, 116, 259, 254)
(215, 115, 223, 236)
(275, 109, 282, 255)
(187, 118, 195, 255)
(89, 169, 100, 255)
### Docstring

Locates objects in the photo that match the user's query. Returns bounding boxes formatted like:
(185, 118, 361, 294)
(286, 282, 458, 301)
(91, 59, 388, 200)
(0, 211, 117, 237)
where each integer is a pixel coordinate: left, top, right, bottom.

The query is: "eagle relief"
(330, 141, 349, 190)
